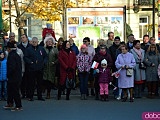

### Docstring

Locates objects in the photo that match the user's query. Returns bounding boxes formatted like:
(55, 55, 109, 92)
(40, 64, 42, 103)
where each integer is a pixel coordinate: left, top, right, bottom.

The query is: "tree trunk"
(13, 0, 24, 35)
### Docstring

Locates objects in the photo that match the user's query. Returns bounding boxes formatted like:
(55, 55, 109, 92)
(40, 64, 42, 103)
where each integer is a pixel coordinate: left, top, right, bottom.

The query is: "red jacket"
(58, 49, 76, 85)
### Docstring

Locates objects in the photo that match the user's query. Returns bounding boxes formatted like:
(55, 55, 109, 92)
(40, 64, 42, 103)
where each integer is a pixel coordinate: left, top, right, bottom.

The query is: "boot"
(91, 89, 95, 96)
(84, 94, 87, 100)
(104, 94, 109, 101)
(46, 92, 50, 99)
(147, 82, 152, 98)
(66, 89, 71, 100)
(100, 95, 104, 101)
(57, 89, 61, 100)
(130, 97, 134, 102)
(81, 94, 84, 100)
(134, 84, 139, 98)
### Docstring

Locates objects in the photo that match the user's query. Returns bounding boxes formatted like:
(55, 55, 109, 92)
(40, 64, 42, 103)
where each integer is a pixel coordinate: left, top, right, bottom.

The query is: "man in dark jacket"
(3, 42, 22, 111)
(24, 37, 47, 101)
(141, 34, 149, 50)
(17, 34, 31, 99)
(109, 36, 121, 98)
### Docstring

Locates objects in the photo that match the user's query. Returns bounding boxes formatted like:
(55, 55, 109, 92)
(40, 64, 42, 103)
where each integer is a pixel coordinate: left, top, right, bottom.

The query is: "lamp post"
(0, 0, 3, 50)
(153, 0, 155, 37)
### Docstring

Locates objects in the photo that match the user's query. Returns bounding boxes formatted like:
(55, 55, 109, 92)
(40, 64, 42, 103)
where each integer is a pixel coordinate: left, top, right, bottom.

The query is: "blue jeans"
(78, 72, 89, 94)
(0, 81, 7, 99)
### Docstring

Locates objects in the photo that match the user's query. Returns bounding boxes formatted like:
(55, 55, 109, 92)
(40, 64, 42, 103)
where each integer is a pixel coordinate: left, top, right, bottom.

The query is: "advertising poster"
(66, 8, 124, 48)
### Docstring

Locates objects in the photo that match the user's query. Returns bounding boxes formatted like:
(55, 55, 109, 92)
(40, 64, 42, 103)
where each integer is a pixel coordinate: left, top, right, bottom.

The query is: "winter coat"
(144, 52, 160, 81)
(24, 45, 48, 71)
(7, 50, 22, 83)
(92, 51, 113, 69)
(109, 43, 120, 72)
(0, 59, 7, 81)
(43, 47, 59, 83)
(130, 49, 146, 81)
(70, 43, 79, 56)
(115, 52, 136, 88)
(77, 52, 92, 73)
(17, 42, 31, 72)
(58, 49, 76, 85)
(98, 67, 111, 83)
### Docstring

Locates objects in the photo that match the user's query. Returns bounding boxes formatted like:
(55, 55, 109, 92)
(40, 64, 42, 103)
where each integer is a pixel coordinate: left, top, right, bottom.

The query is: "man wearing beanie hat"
(4, 41, 23, 111)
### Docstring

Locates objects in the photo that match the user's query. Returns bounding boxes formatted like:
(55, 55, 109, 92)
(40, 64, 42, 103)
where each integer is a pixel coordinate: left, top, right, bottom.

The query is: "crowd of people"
(0, 31, 160, 111)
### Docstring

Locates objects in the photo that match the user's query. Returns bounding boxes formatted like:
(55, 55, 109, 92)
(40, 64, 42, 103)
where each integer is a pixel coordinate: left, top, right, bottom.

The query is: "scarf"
(99, 51, 106, 56)
(22, 42, 28, 48)
(133, 47, 142, 60)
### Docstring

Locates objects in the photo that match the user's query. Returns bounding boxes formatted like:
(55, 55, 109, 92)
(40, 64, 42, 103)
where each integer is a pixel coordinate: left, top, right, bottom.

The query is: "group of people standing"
(0, 31, 160, 111)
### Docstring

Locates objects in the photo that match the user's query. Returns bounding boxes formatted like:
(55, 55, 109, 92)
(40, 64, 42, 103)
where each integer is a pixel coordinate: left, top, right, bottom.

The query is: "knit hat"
(44, 36, 56, 44)
(100, 45, 106, 49)
(101, 59, 107, 65)
(7, 42, 16, 48)
(80, 44, 88, 50)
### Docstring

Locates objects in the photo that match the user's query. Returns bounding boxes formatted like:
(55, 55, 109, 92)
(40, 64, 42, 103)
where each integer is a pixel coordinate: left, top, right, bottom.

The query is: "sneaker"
(3, 104, 14, 109)
(116, 96, 121, 100)
(11, 107, 23, 111)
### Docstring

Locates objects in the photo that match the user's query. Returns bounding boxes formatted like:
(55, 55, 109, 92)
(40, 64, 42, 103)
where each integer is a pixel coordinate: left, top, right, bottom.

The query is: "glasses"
(83, 41, 87, 43)
(151, 47, 156, 48)
(101, 64, 107, 66)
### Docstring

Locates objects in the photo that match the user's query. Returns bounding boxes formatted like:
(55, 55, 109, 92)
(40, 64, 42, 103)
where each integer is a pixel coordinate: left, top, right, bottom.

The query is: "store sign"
(66, 8, 125, 47)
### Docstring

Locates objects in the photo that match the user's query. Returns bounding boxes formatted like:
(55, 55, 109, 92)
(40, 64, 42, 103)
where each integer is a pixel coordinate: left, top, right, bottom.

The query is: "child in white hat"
(96, 59, 112, 101)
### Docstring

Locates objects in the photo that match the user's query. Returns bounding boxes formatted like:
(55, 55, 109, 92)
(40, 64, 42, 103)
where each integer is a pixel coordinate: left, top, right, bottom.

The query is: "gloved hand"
(95, 69, 99, 73)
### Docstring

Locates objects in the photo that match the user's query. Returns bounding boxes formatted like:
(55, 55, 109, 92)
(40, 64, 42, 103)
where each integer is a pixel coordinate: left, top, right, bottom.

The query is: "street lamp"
(0, 0, 3, 50)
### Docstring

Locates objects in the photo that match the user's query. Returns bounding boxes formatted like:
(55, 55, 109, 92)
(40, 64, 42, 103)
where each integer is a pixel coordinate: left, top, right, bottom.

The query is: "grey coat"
(130, 49, 146, 81)
(144, 52, 160, 81)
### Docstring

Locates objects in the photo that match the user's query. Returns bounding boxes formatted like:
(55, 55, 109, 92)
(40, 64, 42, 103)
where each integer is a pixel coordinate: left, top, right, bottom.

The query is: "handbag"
(139, 62, 146, 70)
(126, 68, 133, 77)
(66, 76, 75, 89)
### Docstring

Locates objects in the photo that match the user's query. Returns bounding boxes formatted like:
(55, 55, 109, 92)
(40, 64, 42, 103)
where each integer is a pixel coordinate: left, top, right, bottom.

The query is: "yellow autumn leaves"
(24, 0, 77, 21)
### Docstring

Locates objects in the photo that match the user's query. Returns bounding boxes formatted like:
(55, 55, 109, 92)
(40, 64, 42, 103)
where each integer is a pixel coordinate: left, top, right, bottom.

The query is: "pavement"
(0, 89, 160, 120)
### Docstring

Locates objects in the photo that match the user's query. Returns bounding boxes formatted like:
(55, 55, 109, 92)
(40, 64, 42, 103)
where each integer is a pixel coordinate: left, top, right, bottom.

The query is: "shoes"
(3, 104, 14, 109)
(11, 107, 23, 111)
(28, 98, 34, 101)
(122, 97, 127, 102)
(116, 96, 121, 100)
(130, 98, 134, 102)
(38, 98, 45, 101)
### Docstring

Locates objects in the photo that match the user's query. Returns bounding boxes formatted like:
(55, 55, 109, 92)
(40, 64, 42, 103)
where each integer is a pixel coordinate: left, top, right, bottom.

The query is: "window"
(139, 16, 149, 39)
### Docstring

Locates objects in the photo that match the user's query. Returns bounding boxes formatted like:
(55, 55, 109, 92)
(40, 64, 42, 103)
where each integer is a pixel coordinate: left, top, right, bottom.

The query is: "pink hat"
(80, 44, 88, 51)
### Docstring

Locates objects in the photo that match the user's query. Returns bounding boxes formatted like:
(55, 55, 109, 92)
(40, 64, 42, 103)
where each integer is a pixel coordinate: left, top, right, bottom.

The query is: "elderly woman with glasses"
(144, 44, 160, 98)
(115, 45, 136, 102)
